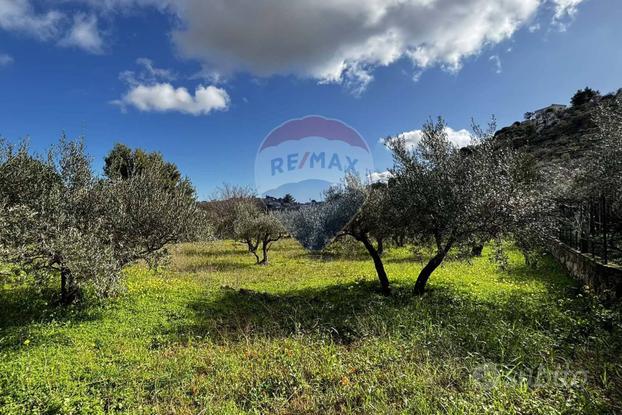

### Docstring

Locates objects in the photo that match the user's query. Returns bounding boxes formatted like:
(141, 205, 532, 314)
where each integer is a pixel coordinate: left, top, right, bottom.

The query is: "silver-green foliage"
(387, 117, 553, 292)
(278, 177, 366, 252)
(233, 201, 286, 264)
(0, 137, 206, 303)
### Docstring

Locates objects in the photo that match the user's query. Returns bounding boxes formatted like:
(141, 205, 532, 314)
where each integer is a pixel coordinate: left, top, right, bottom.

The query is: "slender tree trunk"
(258, 241, 269, 265)
(60, 267, 78, 305)
(359, 235, 390, 295)
(376, 237, 384, 256)
(414, 242, 453, 295)
(245, 239, 260, 264)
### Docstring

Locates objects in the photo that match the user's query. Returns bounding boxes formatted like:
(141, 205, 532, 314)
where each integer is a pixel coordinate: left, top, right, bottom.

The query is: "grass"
(1, 239, 621, 414)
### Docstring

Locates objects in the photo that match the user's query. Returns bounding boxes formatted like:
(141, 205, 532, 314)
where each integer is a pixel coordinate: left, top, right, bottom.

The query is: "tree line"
(206, 96, 621, 296)
(1, 93, 620, 304)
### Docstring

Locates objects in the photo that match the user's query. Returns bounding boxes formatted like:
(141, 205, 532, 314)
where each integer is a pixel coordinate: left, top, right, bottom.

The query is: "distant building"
(525, 104, 567, 128)
(533, 104, 567, 117)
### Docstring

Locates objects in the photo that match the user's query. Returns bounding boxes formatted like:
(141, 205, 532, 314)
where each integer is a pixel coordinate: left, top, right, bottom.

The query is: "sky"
(0, 0, 621, 200)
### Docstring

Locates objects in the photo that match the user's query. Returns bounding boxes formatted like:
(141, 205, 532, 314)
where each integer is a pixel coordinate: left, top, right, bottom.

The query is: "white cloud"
(165, 0, 547, 92)
(551, 0, 583, 31)
(1, 0, 588, 90)
(120, 57, 176, 86)
(59, 13, 103, 53)
(114, 83, 230, 115)
(0, 0, 63, 39)
(0, 53, 13, 66)
(160, 0, 584, 92)
(552, 0, 583, 20)
(385, 126, 473, 149)
(370, 170, 393, 184)
(114, 59, 229, 115)
(489, 55, 502, 74)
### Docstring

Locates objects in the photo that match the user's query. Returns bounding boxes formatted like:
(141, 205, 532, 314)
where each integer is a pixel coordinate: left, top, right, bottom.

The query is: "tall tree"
(104, 143, 181, 185)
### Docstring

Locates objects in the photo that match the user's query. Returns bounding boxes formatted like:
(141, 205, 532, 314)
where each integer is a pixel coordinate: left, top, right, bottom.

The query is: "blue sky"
(0, 0, 621, 199)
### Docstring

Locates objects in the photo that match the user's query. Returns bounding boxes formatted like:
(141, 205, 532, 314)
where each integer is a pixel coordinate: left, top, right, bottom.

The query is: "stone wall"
(550, 239, 622, 299)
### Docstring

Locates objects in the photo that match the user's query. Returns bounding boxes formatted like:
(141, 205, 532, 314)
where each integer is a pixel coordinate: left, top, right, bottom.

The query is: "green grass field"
(1, 240, 621, 414)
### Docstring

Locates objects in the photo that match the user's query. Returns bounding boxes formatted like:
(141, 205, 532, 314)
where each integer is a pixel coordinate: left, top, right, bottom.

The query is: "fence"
(559, 196, 621, 265)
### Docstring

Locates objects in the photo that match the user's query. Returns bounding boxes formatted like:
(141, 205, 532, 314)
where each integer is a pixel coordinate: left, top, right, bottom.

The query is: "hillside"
(494, 88, 622, 168)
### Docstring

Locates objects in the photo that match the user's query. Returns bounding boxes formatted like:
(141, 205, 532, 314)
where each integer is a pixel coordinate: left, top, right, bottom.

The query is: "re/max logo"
(271, 152, 359, 176)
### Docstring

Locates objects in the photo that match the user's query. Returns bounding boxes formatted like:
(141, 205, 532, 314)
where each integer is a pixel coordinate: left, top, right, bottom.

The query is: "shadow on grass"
(163, 274, 601, 368)
(0, 285, 101, 351)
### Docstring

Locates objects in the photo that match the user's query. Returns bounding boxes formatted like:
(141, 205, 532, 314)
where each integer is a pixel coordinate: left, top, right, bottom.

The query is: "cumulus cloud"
(0, 53, 13, 66)
(387, 126, 473, 149)
(59, 13, 103, 53)
(0, 0, 63, 39)
(165, 0, 553, 92)
(113, 59, 229, 115)
(115, 83, 230, 115)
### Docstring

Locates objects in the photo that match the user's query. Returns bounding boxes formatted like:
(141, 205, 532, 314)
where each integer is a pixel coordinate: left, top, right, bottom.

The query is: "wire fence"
(559, 196, 622, 265)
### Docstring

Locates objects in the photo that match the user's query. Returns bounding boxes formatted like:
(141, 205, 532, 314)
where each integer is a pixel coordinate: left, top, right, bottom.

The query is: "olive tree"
(388, 118, 545, 294)
(0, 137, 206, 304)
(278, 177, 396, 294)
(339, 180, 395, 294)
(0, 138, 121, 304)
(278, 178, 365, 252)
(104, 164, 208, 269)
(233, 201, 286, 265)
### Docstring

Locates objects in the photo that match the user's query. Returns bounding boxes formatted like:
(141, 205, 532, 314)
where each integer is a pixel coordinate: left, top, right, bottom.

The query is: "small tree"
(278, 177, 394, 294)
(388, 117, 543, 294)
(342, 181, 395, 294)
(278, 178, 365, 252)
(571, 87, 600, 108)
(233, 202, 286, 264)
(282, 193, 296, 204)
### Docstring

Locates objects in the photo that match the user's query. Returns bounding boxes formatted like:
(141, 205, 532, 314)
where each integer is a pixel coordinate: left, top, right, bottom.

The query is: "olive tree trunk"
(414, 241, 453, 295)
(359, 235, 391, 295)
(60, 267, 78, 305)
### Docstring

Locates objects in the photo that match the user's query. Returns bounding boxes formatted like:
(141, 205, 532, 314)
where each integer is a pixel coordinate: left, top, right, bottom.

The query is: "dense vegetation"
(1, 240, 620, 414)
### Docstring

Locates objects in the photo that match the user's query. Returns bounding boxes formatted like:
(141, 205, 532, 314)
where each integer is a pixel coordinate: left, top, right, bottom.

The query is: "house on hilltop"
(525, 104, 567, 129)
